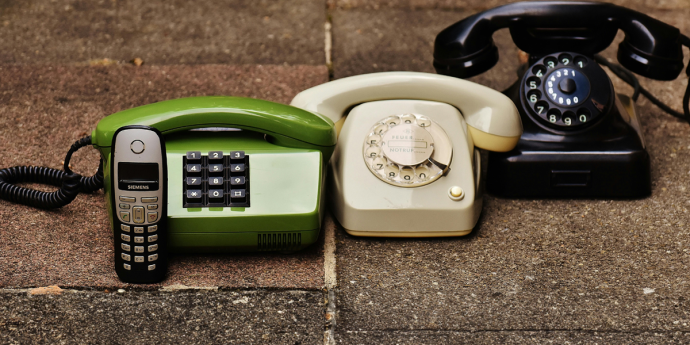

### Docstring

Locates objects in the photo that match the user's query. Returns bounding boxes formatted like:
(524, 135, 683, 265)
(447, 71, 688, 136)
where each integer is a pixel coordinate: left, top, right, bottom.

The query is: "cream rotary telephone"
(291, 72, 521, 237)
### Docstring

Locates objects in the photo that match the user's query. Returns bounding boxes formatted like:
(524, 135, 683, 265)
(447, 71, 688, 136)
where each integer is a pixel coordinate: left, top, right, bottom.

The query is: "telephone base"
(344, 229, 473, 238)
(487, 94, 651, 198)
(167, 229, 320, 254)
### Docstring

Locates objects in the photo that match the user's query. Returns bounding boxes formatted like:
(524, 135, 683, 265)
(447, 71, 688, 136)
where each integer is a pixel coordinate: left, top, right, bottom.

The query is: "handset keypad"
(182, 151, 250, 208)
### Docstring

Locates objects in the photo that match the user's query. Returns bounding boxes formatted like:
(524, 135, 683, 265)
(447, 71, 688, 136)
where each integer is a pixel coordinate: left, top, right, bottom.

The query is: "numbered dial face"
(363, 114, 452, 187)
(522, 52, 612, 129)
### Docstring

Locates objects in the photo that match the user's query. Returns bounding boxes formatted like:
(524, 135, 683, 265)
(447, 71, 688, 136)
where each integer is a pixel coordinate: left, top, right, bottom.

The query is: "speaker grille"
(257, 233, 302, 251)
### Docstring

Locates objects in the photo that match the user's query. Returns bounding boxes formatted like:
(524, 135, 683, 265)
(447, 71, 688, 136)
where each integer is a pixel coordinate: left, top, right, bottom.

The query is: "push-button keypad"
(182, 151, 250, 208)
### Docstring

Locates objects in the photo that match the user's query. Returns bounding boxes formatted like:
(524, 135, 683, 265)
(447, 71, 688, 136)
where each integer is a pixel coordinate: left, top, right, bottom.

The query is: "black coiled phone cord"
(0, 136, 104, 209)
(594, 34, 690, 125)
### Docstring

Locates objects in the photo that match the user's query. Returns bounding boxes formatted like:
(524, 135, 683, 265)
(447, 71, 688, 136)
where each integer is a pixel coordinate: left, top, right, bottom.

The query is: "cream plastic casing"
(290, 71, 521, 237)
(331, 100, 481, 235)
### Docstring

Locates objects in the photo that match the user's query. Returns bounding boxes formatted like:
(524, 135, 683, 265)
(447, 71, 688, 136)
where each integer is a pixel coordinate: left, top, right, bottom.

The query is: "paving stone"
(331, 5, 690, 338)
(0, 64, 328, 289)
(0, 0, 326, 65)
(0, 289, 324, 344)
(328, 0, 685, 11)
(337, 330, 690, 344)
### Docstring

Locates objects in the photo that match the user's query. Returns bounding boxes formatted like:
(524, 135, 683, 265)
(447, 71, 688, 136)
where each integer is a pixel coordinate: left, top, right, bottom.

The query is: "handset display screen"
(118, 162, 159, 191)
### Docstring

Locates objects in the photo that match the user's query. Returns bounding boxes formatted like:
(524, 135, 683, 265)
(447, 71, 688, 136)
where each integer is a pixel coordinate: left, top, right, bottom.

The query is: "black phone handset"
(434, 1, 690, 198)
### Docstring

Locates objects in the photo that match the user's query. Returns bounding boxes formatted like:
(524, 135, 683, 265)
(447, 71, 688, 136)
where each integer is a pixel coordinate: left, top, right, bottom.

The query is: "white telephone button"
(416, 166, 430, 181)
(365, 146, 381, 158)
(373, 124, 388, 135)
(416, 116, 431, 127)
(400, 167, 414, 182)
(384, 165, 399, 179)
(371, 157, 386, 170)
(400, 114, 415, 124)
(383, 117, 400, 126)
(366, 134, 382, 146)
(448, 186, 464, 201)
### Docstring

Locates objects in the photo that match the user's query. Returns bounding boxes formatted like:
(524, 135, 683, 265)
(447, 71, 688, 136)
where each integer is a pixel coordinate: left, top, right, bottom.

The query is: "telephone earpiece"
(434, 1, 686, 81)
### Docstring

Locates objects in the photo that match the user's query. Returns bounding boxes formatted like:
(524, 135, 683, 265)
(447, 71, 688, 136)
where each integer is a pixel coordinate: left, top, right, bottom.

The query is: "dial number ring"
(363, 114, 452, 188)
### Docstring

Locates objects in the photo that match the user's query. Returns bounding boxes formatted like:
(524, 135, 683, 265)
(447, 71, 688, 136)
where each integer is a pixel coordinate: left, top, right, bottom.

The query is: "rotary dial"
(363, 114, 452, 187)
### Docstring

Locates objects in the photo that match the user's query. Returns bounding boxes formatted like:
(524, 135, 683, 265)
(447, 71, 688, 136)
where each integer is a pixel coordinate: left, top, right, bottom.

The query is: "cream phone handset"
(291, 72, 521, 237)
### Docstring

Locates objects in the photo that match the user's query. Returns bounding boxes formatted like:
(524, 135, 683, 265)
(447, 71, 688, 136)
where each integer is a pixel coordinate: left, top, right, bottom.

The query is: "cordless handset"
(111, 126, 167, 284)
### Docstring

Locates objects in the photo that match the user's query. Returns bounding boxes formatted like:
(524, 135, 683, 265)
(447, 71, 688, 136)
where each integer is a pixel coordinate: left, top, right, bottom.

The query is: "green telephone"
(0, 96, 336, 283)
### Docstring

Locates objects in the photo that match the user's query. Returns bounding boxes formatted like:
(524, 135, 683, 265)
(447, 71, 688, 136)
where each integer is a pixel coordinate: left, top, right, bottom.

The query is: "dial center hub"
(381, 123, 434, 166)
(558, 78, 577, 94)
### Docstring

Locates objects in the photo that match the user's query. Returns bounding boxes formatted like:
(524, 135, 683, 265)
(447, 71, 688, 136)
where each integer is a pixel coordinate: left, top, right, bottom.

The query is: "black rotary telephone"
(433, 1, 690, 198)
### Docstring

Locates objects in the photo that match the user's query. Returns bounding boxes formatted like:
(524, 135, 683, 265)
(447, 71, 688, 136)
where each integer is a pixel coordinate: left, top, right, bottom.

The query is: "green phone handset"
(0, 96, 336, 284)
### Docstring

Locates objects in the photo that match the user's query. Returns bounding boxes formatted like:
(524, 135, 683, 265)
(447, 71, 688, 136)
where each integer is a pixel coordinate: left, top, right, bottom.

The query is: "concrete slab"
(330, 5, 690, 340)
(337, 331, 690, 344)
(0, 0, 326, 65)
(0, 289, 324, 344)
(0, 64, 329, 289)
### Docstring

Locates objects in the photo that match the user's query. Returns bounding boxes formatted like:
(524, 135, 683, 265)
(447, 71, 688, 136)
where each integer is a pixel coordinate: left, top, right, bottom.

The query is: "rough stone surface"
(338, 331, 690, 344)
(0, 64, 328, 289)
(0, 0, 326, 65)
(331, 4, 690, 341)
(0, 289, 324, 344)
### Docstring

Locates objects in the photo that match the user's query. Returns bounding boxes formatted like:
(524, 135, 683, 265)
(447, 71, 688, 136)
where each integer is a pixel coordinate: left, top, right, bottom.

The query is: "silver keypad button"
(134, 227, 144, 234)
(134, 236, 144, 243)
(124, 263, 131, 270)
(120, 211, 131, 223)
(148, 244, 158, 252)
(119, 203, 131, 209)
(133, 206, 145, 224)
(148, 264, 156, 271)
(120, 224, 131, 232)
(147, 204, 158, 210)
(121, 253, 131, 261)
(121, 243, 131, 251)
(121, 234, 130, 242)
(148, 254, 158, 262)
(147, 212, 158, 222)
(148, 225, 158, 233)
(119, 196, 136, 203)
(141, 197, 158, 203)
(134, 246, 144, 253)
(134, 256, 144, 263)
(148, 234, 158, 242)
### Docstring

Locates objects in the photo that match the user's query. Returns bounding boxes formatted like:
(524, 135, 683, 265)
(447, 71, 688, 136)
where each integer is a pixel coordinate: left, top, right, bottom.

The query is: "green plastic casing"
(92, 97, 336, 253)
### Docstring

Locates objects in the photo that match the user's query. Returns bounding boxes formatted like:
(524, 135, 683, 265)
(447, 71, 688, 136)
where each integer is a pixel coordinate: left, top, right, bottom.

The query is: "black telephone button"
(574, 56, 587, 68)
(558, 53, 573, 66)
(209, 177, 223, 186)
(532, 65, 546, 77)
(230, 151, 245, 160)
(209, 189, 224, 199)
(186, 151, 201, 161)
(186, 164, 201, 173)
(187, 190, 202, 199)
(186, 177, 201, 186)
(230, 176, 245, 185)
(544, 56, 558, 69)
(208, 151, 223, 161)
(231, 164, 245, 173)
(209, 164, 223, 173)
(230, 189, 246, 198)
